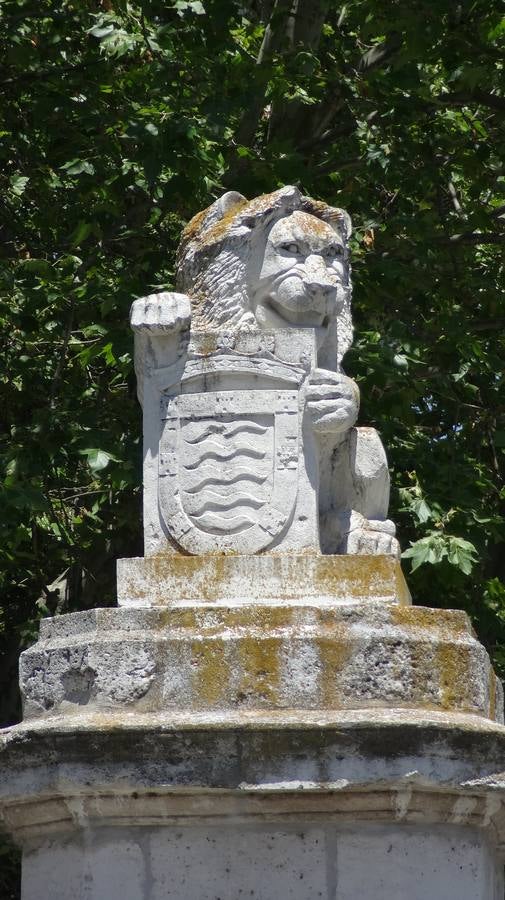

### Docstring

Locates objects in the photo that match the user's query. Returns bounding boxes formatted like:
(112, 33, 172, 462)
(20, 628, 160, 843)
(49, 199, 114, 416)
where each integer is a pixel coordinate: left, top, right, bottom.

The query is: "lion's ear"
(200, 191, 247, 234)
(334, 209, 352, 242)
(216, 191, 247, 216)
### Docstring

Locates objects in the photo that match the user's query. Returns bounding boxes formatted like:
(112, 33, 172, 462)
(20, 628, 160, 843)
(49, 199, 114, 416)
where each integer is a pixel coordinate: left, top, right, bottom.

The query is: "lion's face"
(176, 186, 353, 370)
(251, 211, 347, 341)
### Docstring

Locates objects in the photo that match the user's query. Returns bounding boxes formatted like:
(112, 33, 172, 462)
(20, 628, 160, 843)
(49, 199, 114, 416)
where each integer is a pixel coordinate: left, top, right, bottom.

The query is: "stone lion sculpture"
(132, 185, 399, 556)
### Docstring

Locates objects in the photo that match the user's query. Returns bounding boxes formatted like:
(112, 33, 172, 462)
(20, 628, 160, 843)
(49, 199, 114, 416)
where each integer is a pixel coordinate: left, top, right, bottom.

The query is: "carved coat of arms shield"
(158, 355, 301, 554)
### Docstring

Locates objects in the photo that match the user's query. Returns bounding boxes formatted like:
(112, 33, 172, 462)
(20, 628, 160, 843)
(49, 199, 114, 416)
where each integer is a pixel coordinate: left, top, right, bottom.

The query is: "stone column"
(2, 554, 505, 899)
(2, 186, 504, 899)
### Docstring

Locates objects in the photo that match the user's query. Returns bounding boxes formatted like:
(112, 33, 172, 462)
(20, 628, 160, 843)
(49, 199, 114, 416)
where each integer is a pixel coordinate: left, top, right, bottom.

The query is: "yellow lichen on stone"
(316, 637, 351, 708)
(391, 606, 471, 637)
(489, 669, 497, 720)
(166, 606, 297, 635)
(232, 606, 295, 632)
(190, 640, 230, 707)
(294, 211, 338, 239)
(193, 331, 219, 357)
(156, 608, 203, 631)
(194, 198, 249, 248)
(178, 189, 349, 262)
(309, 554, 409, 603)
(237, 637, 281, 705)
(118, 554, 412, 606)
(436, 642, 472, 711)
(180, 207, 208, 245)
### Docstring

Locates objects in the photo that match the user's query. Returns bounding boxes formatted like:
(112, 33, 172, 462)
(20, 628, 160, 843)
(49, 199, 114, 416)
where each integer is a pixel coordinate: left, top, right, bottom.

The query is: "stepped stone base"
(2, 556, 505, 898)
(19, 603, 502, 723)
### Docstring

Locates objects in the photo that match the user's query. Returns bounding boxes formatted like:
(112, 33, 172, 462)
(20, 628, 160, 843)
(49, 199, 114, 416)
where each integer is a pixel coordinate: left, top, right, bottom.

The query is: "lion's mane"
(176, 185, 353, 366)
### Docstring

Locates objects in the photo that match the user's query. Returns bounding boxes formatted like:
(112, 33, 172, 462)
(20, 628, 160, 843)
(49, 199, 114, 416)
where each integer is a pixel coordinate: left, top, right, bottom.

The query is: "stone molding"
(2, 718, 505, 851)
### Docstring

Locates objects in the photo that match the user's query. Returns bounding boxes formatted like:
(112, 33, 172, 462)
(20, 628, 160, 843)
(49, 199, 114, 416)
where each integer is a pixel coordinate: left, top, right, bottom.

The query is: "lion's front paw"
(340, 515, 400, 557)
(345, 528, 400, 557)
(306, 369, 359, 434)
(130, 291, 191, 333)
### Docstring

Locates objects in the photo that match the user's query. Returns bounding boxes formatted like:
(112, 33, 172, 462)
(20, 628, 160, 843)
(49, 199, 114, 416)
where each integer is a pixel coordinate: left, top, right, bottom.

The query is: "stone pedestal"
(2, 186, 505, 897)
(1, 556, 505, 899)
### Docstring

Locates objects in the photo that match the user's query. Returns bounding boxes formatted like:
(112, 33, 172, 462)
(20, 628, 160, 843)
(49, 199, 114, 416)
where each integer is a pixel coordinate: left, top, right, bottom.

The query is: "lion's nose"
(304, 257, 337, 301)
(306, 280, 336, 299)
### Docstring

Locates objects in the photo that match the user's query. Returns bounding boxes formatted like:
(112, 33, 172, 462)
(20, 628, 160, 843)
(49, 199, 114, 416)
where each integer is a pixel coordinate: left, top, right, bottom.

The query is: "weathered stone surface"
(117, 553, 410, 606)
(3, 715, 505, 840)
(18, 602, 502, 724)
(131, 186, 398, 559)
(18, 824, 504, 900)
(3, 704, 505, 896)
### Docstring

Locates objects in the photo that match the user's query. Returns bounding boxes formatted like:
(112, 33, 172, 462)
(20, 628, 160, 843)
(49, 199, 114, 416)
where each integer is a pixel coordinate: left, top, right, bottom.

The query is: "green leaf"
(89, 24, 115, 39)
(19, 258, 52, 276)
(413, 498, 432, 523)
(61, 159, 95, 176)
(10, 175, 29, 196)
(402, 539, 434, 571)
(446, 537, 478, 575)
(80, 449, 117, 472)
(403, 534, 478, 575)
(402, 534, 446, 571)
(175, 0, 206, 13)
(71, 221, 92, 247)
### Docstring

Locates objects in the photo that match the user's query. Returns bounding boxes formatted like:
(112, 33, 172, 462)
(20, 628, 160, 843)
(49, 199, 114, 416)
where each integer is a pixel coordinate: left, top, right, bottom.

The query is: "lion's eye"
(281, 242, 300, 254)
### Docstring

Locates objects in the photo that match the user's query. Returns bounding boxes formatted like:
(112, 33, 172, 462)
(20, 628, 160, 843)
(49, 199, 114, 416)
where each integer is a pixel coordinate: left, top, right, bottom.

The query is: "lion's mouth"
(267, 297, 328, 328)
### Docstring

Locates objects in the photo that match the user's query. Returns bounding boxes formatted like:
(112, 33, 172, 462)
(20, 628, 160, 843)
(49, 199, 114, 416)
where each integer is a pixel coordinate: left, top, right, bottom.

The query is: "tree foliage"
(1, 0, 505, 800)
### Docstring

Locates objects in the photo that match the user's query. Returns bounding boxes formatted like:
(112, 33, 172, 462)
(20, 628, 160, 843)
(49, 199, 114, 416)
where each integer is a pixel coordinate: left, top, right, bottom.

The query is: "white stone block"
(336, 825, 503, 900)
(22, 834, 145, 900)
(20, 824, 503, 900)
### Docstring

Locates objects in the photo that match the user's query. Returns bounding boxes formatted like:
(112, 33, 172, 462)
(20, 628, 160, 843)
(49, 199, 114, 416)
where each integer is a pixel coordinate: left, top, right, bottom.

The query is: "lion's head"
(176, 185, 353, 369)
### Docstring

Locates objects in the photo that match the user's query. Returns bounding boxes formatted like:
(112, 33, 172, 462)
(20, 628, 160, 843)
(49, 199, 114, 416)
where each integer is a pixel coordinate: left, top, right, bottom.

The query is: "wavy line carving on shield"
(181, 414, 272, 535)
(158, 389, 299, 554)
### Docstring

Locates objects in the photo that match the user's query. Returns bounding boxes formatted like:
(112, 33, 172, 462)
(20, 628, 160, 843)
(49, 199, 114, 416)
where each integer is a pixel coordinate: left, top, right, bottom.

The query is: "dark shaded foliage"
(1, 1, 504, 890)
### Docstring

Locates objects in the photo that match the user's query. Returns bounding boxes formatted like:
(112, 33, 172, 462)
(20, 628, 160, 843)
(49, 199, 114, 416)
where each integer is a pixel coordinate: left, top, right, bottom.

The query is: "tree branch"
(433, 90, 505, 113)
(298, 117, 355, 150)
(448, 181, 463, 216)
(0, 60, 98, 86)
(441, 231, 505, 245)
(232, 0, 295, 149)
(358, 33, 403, 73)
